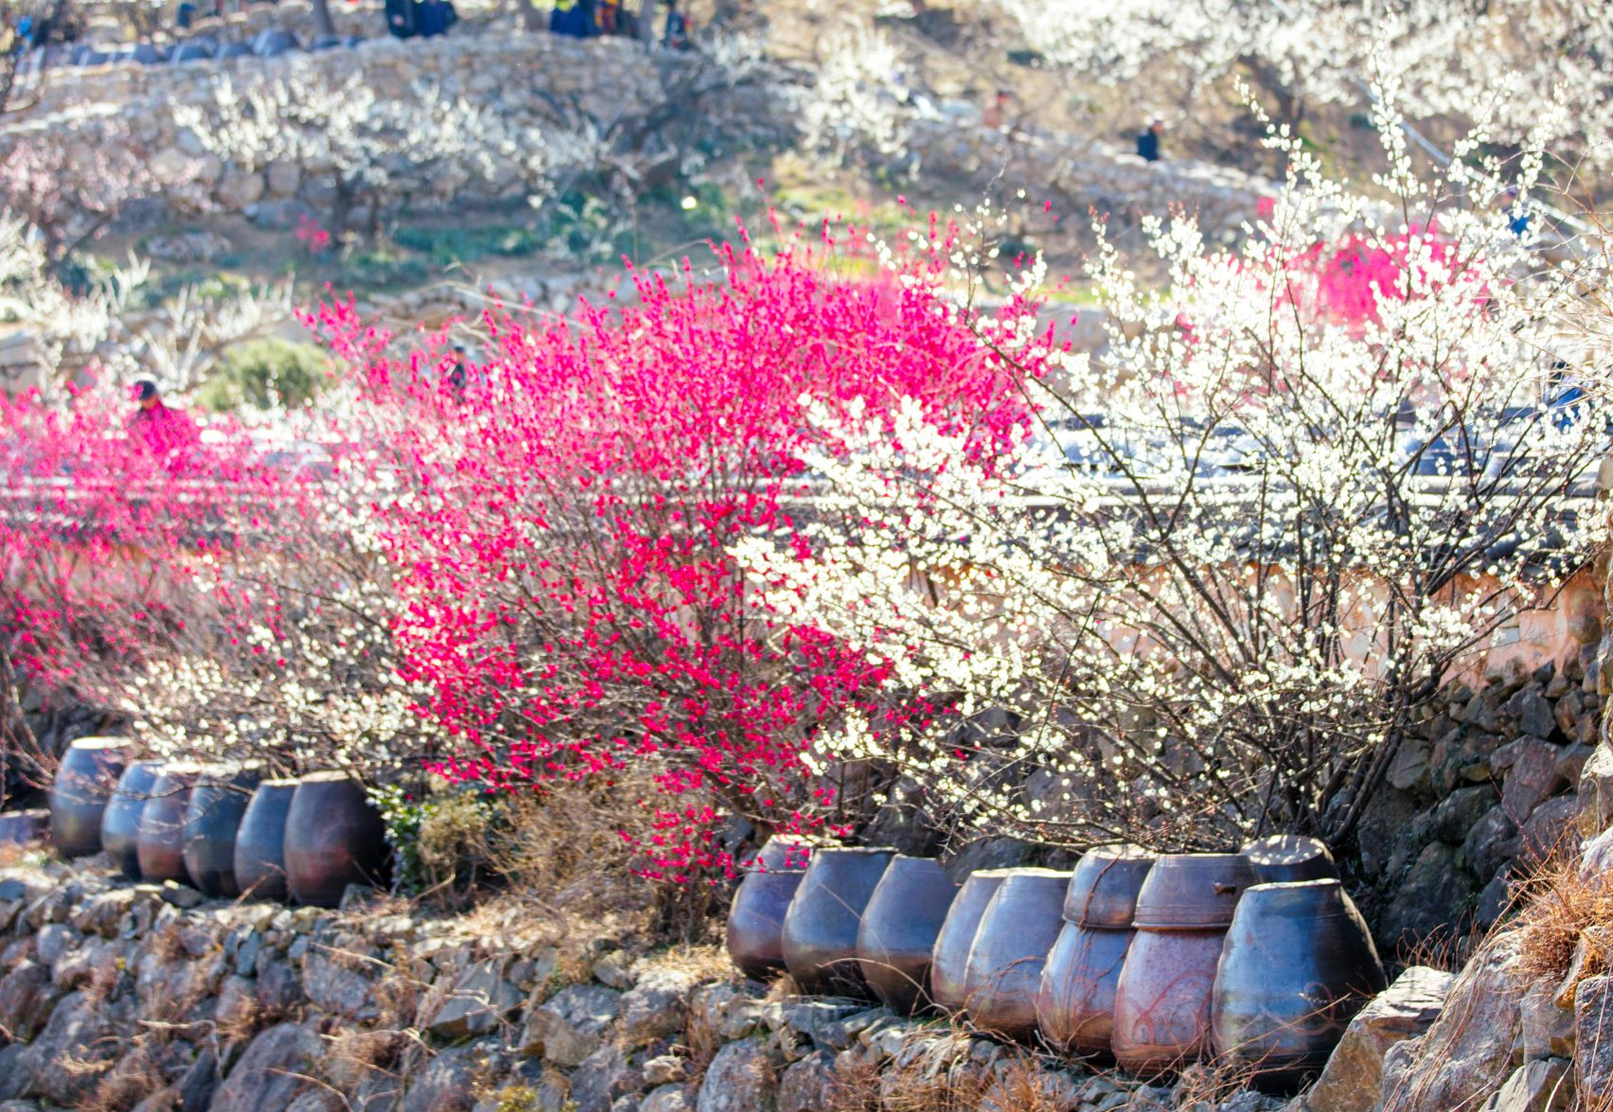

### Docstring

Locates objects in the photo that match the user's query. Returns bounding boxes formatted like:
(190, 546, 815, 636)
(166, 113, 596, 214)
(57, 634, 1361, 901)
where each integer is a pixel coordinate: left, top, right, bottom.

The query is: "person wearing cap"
(1137, 119, 1164, 162)
(444, 346, 469, 399)
(128, 379, 199, 462)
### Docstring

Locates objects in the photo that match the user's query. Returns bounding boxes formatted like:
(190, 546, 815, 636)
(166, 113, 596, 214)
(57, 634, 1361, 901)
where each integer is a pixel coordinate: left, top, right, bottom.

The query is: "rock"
(696, 1038, 778, 1112)
(215, 166, 267, 209)
(1574, 975, 1613, 1098)
(641, 1086, 693, 1112)
(1512, 689, 1558, 740)
(20, 990, 123, 1105)
(1380, 843, 1473, 950)
(777, 1051, 836, 1112)
(0, 1045, 29, 1100)
(0, 962, 56, 1042)
(178, 1048, 219, 1112)
(570, 1045, 641, 1112)
(1433, 785, 1499, 843)
(159, 881, 203, 908)
(1387, 735, 1433, 793)
(1502, 739, 1569, 825)
(209, 1023, 323, 1112)
(1466, 806, 1522, 881)
(401, 1046, 480, 1112)
(266, 161, 302, 198)
(1554, 744, 1593, 785)
(34, 923, 77, 966)
(941, 836, 1036, 882)
(643, 1057, 687, 1086)
(1381, 937, 1524, 1112)
(1305, 966, 1455, 1112)
(1480, 1058, 1573, 1111)
(619, 967, 696, 1045)
(258, 957, 306, 1015)
(1578, 743, 1613, 835)
(1359, 788, 1422, 877)
(1520, 981, 1575, 1062)
(1476, 867, 1513, 930)
(1522, 796, 1582, 864)
(423, 957, 522, 1039)
(302, 949, 376, 1020)
(518, 983, 620, 1068)
(592, 950, 634, 989)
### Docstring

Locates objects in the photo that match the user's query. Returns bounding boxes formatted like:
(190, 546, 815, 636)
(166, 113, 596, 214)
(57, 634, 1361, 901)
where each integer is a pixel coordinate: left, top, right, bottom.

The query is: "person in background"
(982, 89, 1011, 130)
(662, 0, 689, 48)
(444, 346, 468, 398)
(598, 0, 618, 33)
(1137, 118, 1164, 162)
(176, 1, 195, 28)
(128, 380, 199, 461)
(416, 0, 457, 37)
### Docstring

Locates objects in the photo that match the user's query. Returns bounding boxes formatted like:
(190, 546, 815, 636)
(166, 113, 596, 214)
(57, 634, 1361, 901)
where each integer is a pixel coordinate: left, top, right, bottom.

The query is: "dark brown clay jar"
(930, 868, 1012, 1015)
(727, 869, 805, 981)
(780, 847, 895, 995)
(183, 764, 264, 898)
(0, 808, 49, 846)
(963, 868, 1070, 1040)
(1240, 835, 1338, 884)
(1037, 921, 1135, 1057)
(856, 856, 958, 1015)
(1112, 853, 1259, 1076)
(50, 737, 134, 858)
(234, 779, 299, 901)
(1211, 879, 1386, 1089)
(283, 771, 390, 907)
(1063, 844, 1155, 927)
(101, 760, 164, 877)
(137, 763, 204, 883)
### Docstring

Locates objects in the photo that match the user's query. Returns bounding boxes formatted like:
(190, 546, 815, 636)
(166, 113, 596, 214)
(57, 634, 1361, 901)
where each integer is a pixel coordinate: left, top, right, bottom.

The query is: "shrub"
(200, 337, 328, 412)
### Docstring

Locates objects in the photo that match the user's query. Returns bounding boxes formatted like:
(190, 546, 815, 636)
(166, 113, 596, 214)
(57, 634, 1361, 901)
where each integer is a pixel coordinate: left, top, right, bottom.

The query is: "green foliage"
(371, 783, 507, 902)
(391, 223, 546, 266)
(199, 337, 327, 412)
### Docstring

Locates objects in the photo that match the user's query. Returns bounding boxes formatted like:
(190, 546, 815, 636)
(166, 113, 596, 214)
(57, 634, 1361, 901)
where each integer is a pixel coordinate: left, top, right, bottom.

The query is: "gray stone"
(1503, 739, 1569, 824)
(570, 1044, 641, 1112)
(1433, 785, 1499, 844)
(1574, 975, 1613, 1098)
(1513, 689, 1559, 740)
(1577, 743, 1613, 835)
(423, 957, 522, 1040)
(696, 1038, 778, 1112)
(1520, 981, 1575, 1062)
(401, 1046, 480, 1112)
(1359, 788, 1422, 877)
(0, 1045, 29, 1101)
(1522, 795, 1582, 864)
(258, 957, 306, 1015)
(642, 1056, 687, 1086)
(1466, 805, 1522, 881)
(20, 990, 122, 1105)
(592, 950, 634, 989)
(1387, 735, 1433, 792)
(1306, 966, 1455, 1112)
(33, 923, 76, 966)
(641, 1086, 693, 1112)
(1380, 843, 1473, 950)
(178, 1048, 218, 1112)
(301, 949, 376, 1020)
(215, 166, 267, 209)
(0, 963, 56, 1042)
(619, 967, 696, 1045)
(159, 881, 203, 908)
(783, 1000, 866, 1047)
(518, 982, 620, 1068)
(209, 1023, 323, 1112)
(941, 836, 1036, 882)
(776, 1051, 836, 1112)
(1479, 1058, 1573, 1111)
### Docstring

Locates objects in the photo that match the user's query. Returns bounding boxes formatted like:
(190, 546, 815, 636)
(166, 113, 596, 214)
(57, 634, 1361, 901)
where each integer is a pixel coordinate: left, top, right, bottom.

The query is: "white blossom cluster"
(799, 20, 916, 165)
(735, 89, 1611, 849)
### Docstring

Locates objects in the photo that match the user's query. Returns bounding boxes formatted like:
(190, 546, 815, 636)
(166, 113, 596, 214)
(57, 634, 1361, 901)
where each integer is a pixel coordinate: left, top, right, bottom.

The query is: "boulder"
(1520, 981, 1576, 1061)
(302, 949, 376, 1020)
(570, 1044, 641, 1112)
(619, 967, 696, 1045)
(518, 983, 620, 1068)
(1380, 843, 1473, 950)
(0, 962, 57, 1042)
(20, 989, 125, 1105)
(0, 1045, 29, 1100)
(1502, 739, 1569, 825)
(422, 957, 522, 1040)
(1480, 1058, 1573, 1111)
(1578, 743, 1613, 835)
(215, 166, 267, 210)
(1305, 966, 1455, 1112)
(209, 1023, 323, 1112)
(1574, 975, 1613, 1098)
(1521, 796, 1582, 864)
(401, 1046, 481, 1112)
(1381, 937, 1524, 1112)
(1433, 786, 1499, 844)
(696, 1038, 778, 1112)
(1466, 806, 1522, 881)
(777, 1050, 836, 1112)
(642, 1085, 695, 1112)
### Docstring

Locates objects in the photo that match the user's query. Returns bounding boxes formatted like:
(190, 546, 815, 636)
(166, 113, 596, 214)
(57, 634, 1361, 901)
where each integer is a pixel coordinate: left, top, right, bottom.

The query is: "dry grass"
(147, 921, 188, 964)
(828, 1031, 987, 1112)
(1515, 853, 1613, 992)
(79, 1050, 172, 1112)
(215, 992, 264, 1045)
(324, 1028, 405, 1091)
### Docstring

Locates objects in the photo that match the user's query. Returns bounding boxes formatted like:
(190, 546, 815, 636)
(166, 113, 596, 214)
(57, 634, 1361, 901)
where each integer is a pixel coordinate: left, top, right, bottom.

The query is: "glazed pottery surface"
(283, 771, 390, 907)
(183, 764, 264, 898)
(856, 856, 958, 1015)
(1064, 844, 1155, 927)
(137, 763, 204, 883)
(234, 779, 299, 901)
(0, 808, 49, 846)
(931, 869, 1013, 1014)
(1112, 927, 1229, 1076)
(963, 868, 1070, 1040)
(727, 869, 805, 980)
(1240, 836, 1338, 884)
(746, 836, 811, 873)
(101, 760, 164, 877)
(50, 737, 134, 857)
(780, 846, 895, 995)
(1036, 921, 1135, 1057)
(1132, 853, 1259, 929)
(1211, 879, 1386, 1088)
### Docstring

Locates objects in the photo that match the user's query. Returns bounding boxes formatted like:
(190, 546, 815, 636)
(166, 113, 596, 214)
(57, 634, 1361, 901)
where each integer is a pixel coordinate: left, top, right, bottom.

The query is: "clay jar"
(780, 846, 895, 995)
(930, 868, 1012, 1015)
(50, 737, 134, 857)
(727, 839, 808, 981)
(234, 779, 300, 901)
(1241, 835, 1337, 884)
(963, 868, 1070, 1040)
(856, 856, 958, 1014)
(101, 760, 164, 878)
(1037, 844, 1155, 1057)
(183, 763, 264, 898)
(283, 771, 390, 907)
(1211, 878, 1386, 1089)
(1112, 852, 1258, 1076)
(137, 763, 205, 883)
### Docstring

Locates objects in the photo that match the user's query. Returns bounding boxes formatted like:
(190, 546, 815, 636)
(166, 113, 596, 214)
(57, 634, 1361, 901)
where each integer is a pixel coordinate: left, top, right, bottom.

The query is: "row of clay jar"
(726, 837, 1387, 1088)
(42, 737, 389, 908)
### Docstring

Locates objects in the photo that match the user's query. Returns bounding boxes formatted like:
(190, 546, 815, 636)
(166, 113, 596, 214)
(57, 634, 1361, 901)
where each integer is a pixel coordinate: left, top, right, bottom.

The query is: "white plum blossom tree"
(734, 88, 1610, 851)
